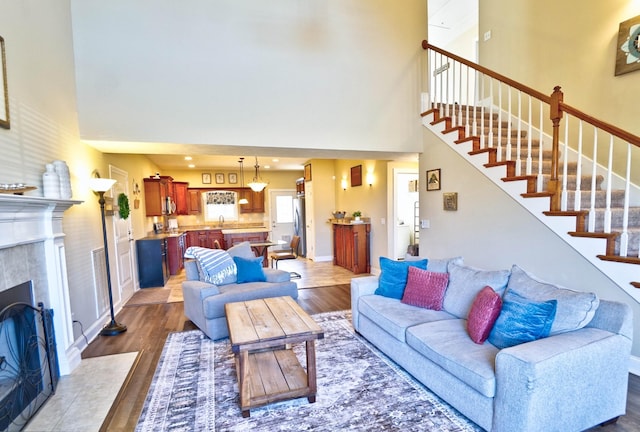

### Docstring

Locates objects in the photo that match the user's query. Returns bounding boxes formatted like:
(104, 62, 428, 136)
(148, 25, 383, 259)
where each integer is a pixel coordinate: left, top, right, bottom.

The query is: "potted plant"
(352, 210, 362, 222)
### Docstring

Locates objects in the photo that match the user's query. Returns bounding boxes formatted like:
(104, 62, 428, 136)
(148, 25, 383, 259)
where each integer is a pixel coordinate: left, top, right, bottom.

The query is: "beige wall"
(479, 0, 639, 136)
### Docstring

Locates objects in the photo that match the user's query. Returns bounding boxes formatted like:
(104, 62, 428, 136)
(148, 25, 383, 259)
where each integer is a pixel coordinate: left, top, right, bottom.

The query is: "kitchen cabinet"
(239, 188, 265, 213)
(223, 230, 268, 247)
(166, 233, 186, 275)
(186, 229, 224, 249)
(187, 189, 202, 214)
(333, 223, 370, 274)
(173, 182, 189, 215)
(143, 176, 174, 216)
(136, 237, 169, 288)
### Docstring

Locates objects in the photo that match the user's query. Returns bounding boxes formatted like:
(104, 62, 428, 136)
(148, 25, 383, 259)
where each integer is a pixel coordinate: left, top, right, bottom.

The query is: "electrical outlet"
(421, 219, 430, 229)
(484, 30, 492, 41)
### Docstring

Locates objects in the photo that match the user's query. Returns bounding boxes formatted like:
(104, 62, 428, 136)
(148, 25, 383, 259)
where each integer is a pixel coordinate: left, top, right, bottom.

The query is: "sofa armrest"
(351, 276, 379, 332)
(493, 329, 632, 431)
(182, 280, 220, 299)
(586, 299, 633, 340)
(263, 268, 291, 283)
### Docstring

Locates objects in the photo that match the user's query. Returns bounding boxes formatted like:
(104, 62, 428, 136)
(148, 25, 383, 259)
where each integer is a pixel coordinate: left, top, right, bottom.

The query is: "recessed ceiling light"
(264, 165, 271, 169)
(184, 156, 192, 161)
(188, 164, 195, 168)
(272, 158, 279, 163)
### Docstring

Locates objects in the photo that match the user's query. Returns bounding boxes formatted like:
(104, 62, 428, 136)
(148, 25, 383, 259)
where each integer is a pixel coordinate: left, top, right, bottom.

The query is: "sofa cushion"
(406, 319, 500, 398)
(403, 255, 463, 273)
(226, 241, 256, 259)
(506, 265, 599, 335)
(401, 267, 449, 310)
(358, 294, 454, 342)
(467, 286, 503, 344)
(374, 257, 428, 299)
(202, 281, 298, 319)
(184, 246, 237, 285)
(488, 290, 557, 349)
(443, 263, 510, 318)
(233, 256, 266, 283)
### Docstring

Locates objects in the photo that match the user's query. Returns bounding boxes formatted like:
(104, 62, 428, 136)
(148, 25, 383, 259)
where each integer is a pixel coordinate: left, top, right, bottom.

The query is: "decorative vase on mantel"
(42, 164, 61, 199)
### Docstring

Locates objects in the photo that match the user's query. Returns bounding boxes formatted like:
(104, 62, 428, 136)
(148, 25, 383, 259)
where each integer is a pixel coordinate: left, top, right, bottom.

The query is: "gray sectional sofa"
(351, 257, 633, 432)
(182, 242, 298, 340)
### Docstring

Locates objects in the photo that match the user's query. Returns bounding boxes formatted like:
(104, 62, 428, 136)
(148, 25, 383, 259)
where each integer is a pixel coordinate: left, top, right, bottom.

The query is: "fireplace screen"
(0, 281, 58, 431)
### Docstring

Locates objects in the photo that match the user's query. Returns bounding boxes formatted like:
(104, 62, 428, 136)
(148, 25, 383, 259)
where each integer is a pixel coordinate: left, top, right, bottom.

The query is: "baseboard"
(311, 255, 333, 262)
(629, 355, 640, 376)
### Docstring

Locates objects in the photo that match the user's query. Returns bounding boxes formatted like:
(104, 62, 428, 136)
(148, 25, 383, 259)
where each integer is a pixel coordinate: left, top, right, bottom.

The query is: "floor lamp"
(89, 176, 127, 336)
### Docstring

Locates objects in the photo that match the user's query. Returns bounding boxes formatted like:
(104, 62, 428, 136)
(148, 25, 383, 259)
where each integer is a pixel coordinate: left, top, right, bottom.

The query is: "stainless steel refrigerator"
(293, 197, 306, 257)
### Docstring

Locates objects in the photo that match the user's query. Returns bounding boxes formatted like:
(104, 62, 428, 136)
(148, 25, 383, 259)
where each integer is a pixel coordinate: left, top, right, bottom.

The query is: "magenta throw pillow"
(401, 267, 449, 310)
(467, 286, 503, 344)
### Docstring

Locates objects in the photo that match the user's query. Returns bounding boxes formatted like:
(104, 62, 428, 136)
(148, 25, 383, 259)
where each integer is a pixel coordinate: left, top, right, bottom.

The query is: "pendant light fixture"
(247, 156, 269, 192)
(237, 157, 249, 204)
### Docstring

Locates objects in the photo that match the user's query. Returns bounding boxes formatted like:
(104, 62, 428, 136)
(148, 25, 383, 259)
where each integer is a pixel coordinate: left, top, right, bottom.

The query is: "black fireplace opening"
(0, 281, 59, 431)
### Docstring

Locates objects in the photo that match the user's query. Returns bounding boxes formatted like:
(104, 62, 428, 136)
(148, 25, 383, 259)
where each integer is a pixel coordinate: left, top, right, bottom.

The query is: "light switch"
(421, 219, 430, 229)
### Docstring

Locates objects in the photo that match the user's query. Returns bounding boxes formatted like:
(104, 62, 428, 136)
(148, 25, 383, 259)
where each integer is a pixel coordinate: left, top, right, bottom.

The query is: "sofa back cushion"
(443, 263, 510, 318)
(374, 257, 428, 299)
(505, 265, 599, 335)
(401, 267, 449, 310)
(226, 241, 256, 259)
(184, 246, 237, 285)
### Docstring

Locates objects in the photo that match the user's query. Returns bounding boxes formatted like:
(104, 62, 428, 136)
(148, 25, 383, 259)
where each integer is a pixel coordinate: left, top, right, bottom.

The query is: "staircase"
(421, 41, 640, 301)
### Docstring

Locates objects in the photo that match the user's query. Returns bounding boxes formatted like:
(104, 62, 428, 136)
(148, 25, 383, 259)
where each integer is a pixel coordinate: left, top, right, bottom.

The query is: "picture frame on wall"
(443, 192, 458, 211)
(615, 15, 640, 76)
(215, 173, 225, 184)
(426, 169, 441, 191)
(351, 165, 362, 187)
(0, 36, 9, 130)
(304, 164, 312, 181)
(202, 173, 212, 184)
(228, 172, 238, 184)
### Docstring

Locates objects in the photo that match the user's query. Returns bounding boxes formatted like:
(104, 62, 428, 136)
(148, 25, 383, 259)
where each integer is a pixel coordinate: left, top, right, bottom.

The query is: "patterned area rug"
(136, 310, 482, 432)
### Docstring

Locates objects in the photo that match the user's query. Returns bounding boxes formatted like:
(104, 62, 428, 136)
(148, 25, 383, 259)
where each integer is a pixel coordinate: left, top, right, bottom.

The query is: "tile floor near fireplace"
(23, 352, 138, 432)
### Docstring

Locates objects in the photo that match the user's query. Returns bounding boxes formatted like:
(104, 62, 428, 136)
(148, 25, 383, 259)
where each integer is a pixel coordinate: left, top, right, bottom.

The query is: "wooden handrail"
(422, 40, 551, 104)
(559, 102, 640, 148)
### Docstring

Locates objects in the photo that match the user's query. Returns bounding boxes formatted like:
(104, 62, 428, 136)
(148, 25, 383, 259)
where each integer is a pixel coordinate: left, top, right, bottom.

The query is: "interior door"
(269, 189, 296, 250)
(109, 166, 136, 303)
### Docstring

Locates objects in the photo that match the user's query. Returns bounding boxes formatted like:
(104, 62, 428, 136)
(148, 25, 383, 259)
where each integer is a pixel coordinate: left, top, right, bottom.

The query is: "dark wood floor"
(84, 283, 640, 431)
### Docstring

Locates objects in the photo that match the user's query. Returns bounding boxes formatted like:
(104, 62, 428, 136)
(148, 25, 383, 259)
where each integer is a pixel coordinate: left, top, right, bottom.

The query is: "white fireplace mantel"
(0, 193, 83, 375)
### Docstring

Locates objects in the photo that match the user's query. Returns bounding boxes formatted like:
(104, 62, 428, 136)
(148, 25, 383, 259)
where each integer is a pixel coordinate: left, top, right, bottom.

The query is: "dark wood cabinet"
(143, 176, 173, 216)
(187, 190, 202, 214)
(239, 188, 265, 213)
(173, 182, 189, 215)
(136, 238, 169, 288)
(333, 223, 371, 274)
(186, 229, 224, 249)
(166, 233, 186, 275)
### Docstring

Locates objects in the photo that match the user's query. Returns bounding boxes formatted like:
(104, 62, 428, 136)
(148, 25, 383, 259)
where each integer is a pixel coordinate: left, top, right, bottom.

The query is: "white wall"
(71, 0, 427, 155)
(420, 127, 640, 356)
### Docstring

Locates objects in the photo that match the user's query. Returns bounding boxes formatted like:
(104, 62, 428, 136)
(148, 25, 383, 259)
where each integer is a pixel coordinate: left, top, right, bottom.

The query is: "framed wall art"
(304, 164, 312, 181)
(351, 165, 362, 187)
(215, 173, 225, 184)
(228, 172, 238, 184)
(0, 36, 9, 130)
(426, 169, 441, 191)
(615, 15, 640, 76)
(443, 192, 458, 211)
(202, 173, 212, 184)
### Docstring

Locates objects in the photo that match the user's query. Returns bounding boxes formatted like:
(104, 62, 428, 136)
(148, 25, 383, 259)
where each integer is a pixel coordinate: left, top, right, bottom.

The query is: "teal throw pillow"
(488, 290, 557, 349)
(233, 256, 266, 283)
(375, 257, 428, 299)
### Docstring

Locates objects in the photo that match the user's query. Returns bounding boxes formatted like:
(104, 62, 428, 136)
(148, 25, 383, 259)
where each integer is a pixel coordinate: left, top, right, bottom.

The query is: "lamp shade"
(89, 178, 117, 193)
(247, 181, 268, 192)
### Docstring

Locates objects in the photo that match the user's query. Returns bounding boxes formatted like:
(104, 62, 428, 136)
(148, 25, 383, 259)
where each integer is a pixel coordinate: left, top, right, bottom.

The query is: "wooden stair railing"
(421, 40, 640, 288)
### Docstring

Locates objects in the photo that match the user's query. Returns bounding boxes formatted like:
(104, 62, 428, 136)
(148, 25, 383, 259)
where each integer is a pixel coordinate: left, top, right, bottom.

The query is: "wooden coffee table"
(225, 296, 324, 417)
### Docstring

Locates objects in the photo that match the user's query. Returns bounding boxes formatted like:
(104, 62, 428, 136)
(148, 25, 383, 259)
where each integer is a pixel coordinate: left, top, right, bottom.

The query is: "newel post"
(548, 86, 564, 211)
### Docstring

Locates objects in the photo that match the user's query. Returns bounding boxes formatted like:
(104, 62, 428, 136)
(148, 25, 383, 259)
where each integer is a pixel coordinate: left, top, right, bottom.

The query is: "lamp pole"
(96, 189, 127, 336)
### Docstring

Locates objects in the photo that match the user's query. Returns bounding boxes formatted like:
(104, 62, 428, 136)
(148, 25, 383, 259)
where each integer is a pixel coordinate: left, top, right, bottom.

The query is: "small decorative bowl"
(333, 211, 346, 219)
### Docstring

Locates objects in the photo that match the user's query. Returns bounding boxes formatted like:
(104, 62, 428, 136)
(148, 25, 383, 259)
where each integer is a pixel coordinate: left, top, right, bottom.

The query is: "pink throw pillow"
(467, 286, 503, 344)
(401, 267, 449, 310)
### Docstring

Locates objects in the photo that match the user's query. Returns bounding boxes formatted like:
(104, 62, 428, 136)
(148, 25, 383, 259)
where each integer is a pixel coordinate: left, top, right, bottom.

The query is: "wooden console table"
(332, 221, 371, 274)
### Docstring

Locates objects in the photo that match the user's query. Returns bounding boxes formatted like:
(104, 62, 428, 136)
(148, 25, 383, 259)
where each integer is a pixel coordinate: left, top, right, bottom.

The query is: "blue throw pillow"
(375, 257, 428, 299)
(233, 256, 266, 283)
(488, 291, 557, 349)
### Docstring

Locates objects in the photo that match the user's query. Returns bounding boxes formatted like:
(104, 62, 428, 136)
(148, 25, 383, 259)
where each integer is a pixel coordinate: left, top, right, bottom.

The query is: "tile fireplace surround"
(0, 194, 82, 375)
